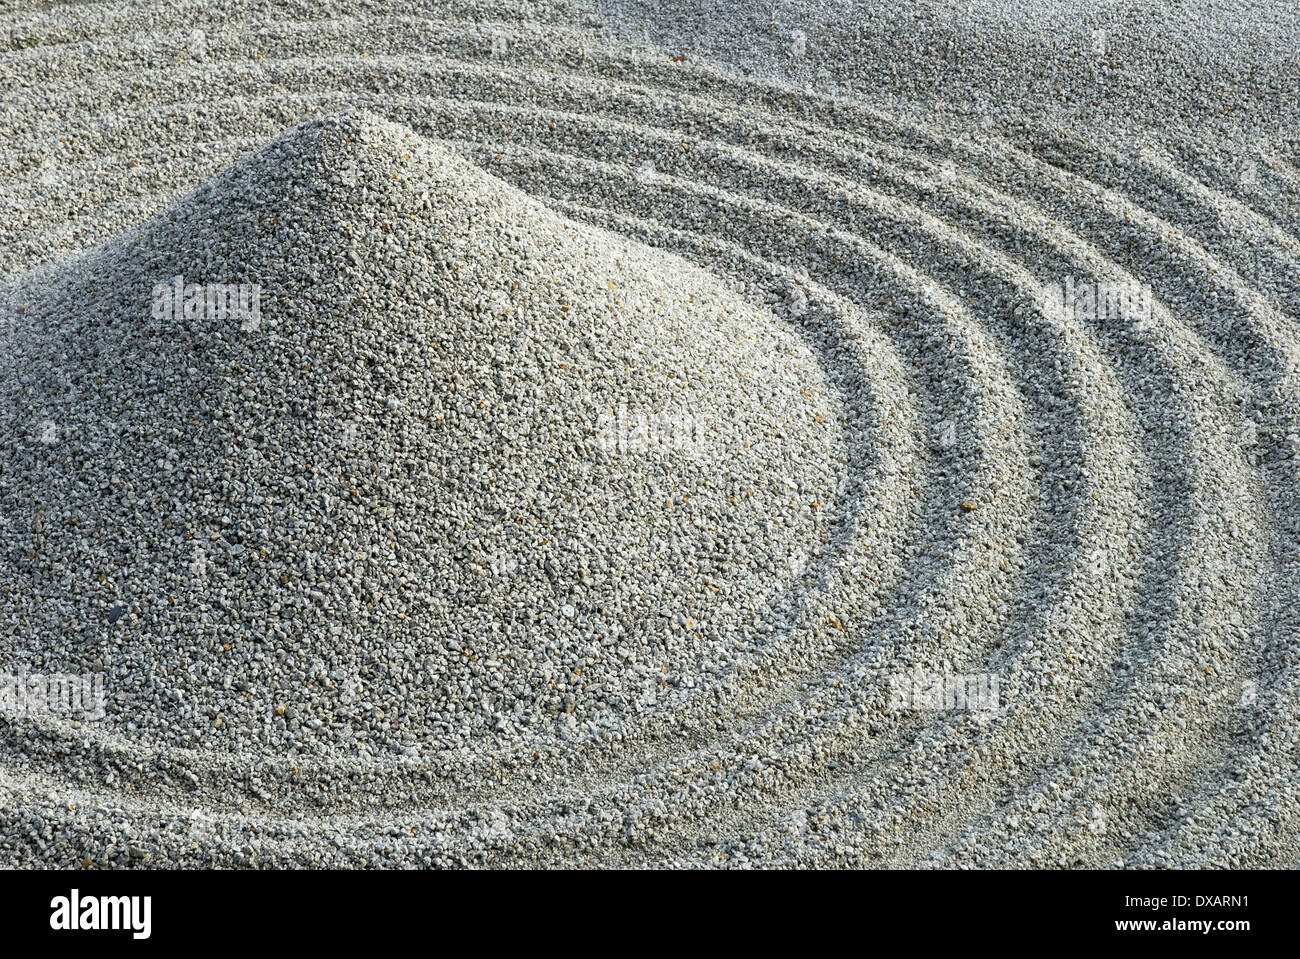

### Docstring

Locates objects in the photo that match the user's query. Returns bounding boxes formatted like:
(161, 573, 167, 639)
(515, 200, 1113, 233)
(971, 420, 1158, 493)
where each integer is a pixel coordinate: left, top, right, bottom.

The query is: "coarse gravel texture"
(0, 0, 1297, 869)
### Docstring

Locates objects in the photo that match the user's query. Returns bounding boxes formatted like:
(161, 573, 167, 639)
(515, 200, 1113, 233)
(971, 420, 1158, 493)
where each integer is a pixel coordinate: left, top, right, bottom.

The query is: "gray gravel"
(0, 0, 1297, 868)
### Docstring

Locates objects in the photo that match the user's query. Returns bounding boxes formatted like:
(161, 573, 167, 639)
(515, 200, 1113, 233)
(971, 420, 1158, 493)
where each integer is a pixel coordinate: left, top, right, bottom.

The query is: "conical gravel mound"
(0, 113, 840, 758)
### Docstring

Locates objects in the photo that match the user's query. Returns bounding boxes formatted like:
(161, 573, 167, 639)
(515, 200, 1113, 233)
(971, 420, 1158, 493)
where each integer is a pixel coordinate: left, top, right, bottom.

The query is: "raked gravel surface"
(0, 0, 1297, 868)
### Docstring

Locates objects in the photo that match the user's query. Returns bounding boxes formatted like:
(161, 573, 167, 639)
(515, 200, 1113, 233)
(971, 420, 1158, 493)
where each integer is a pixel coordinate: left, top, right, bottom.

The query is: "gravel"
(0, 0, 1296, 868)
